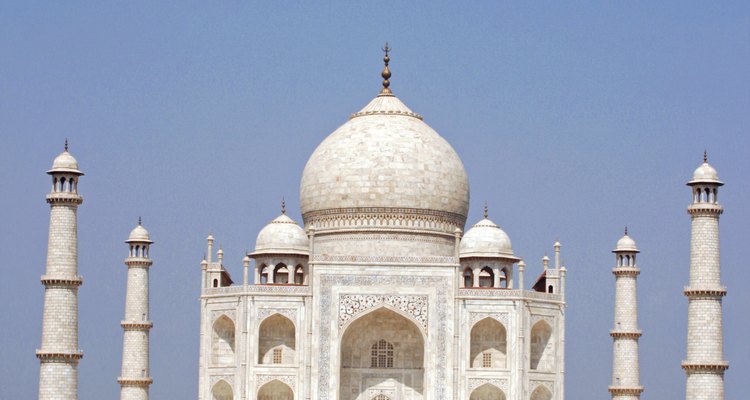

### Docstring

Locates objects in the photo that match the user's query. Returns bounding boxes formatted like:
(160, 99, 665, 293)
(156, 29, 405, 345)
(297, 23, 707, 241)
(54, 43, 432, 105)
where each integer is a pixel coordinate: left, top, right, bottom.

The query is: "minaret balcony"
(40, 275, 83, 287)
(683, 286, 727, 298)
(45, 192, 83, 204)
(121, 320, 154, 330)
(36, 350, 84, 361)
(687, 203, 723, 215)
(612, 266, 640, 276)
(681, 361, 729, 372)
(117, 377, 153, 387)
(608, 386, 644, 395)
(609, 330, 642, 339)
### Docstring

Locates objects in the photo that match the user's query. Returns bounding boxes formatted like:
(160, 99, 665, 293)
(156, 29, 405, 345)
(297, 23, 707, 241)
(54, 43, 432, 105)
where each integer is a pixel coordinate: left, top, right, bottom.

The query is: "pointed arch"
(259, 264, 268, 284)
(257, 379, 293, 400)
(530, 320, 553, 371)
(211, 379, 233, 400)
(530, 385, 552, 400)
(469, 383, 506, 400)
(274, 263, 289, 284)
(258, 314, 295, 364)
(463, 267, 473, 288)
(339, 307, 424, 400)
(470, 317, 507, 369)
(294, 264, 304, 284)
(211, 315, 235, 365)
(479, 266, 494, 287)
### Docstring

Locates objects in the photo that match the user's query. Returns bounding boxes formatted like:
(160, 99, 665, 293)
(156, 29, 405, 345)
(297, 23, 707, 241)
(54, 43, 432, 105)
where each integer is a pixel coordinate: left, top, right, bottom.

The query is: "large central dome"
(299, 92, 470, 227)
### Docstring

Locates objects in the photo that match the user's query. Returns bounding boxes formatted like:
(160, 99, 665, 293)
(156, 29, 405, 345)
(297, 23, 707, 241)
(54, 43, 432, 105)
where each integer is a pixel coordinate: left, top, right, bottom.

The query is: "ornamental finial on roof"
(64, 138, 68, 151)
(138, 216, 142, 226)
(484, 202, 488, 219)
(379, 43, 393, 96)
(624, 226, 628, 236)
(281, 197, 286, 214)
(704, 150, 708, 163)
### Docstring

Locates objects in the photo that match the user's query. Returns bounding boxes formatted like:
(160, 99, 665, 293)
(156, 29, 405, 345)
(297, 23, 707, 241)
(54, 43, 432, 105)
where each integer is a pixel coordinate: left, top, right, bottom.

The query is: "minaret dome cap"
(126, 223, 153, 243)
(47, 150, 84, 175)
(459, 217, 518, 260)
(251, 213, 309, 257)
(687, 154, 723, 186)
(613, 233, 639, 253)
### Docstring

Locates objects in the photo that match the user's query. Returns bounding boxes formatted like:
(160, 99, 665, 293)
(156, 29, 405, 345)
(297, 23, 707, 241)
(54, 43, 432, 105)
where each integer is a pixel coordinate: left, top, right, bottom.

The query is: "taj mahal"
(35, 48, 729, 400)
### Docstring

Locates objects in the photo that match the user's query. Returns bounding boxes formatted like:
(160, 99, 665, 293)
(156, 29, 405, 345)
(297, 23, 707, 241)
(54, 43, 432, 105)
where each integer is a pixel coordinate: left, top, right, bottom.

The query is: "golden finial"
(281, 197, 286, 214)
(704, 150, 708, 163)
(64, 138, 68, 151)
(483, 202, 488, 219)
(379, 43, 393, 96)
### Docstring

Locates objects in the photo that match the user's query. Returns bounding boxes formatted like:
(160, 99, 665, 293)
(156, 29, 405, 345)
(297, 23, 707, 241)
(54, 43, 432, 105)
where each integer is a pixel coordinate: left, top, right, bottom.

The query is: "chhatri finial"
(483, 202, 488, 219)
(281, 197, 286, 214)
(64, 138, 68, 151)
(704, 150, 708, 163)
(138, 216, 142, 226)
(624, 226, 628, 236)
(379, 42, 393, 96)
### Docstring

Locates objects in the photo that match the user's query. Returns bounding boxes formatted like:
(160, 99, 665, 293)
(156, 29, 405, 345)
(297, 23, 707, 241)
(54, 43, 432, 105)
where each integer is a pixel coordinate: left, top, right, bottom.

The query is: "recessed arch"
(211, 379, 233, 400)
(259, 264, 268, 284)
(469, 383, 506, 400)
(258, 314, 295, 364)
(257, 379, 293, 400)
(530, 320, 553, 371)
(211, 315, 235, 365)
(339, 307, 424, 400)
(479, 266, 494, 288)
(274, 263, 289, 284)
(530, 385, 553, 400)
(470, 317, 507, 369)
(463, 267, 473, 288)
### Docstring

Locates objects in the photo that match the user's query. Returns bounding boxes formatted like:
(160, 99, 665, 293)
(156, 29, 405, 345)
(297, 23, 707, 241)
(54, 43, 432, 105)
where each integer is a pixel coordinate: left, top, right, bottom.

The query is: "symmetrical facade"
(197, 58, 566, 400)
(682, 154, 728, 400)
(118, 221, 155, 399)
(609, 231, 643, 400)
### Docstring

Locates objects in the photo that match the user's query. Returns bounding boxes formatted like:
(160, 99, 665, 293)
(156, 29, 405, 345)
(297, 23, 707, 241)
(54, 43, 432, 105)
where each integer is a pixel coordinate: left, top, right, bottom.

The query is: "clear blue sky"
(1, 2, 748, 399)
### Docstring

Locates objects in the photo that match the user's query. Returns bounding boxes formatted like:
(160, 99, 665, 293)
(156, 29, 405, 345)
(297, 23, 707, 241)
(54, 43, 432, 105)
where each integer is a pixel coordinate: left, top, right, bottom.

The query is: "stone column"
(37, 146, 84, 400)
(609, 231, 643, 400)
(118, 222, 154, 400)
(683, 156, 728, 400)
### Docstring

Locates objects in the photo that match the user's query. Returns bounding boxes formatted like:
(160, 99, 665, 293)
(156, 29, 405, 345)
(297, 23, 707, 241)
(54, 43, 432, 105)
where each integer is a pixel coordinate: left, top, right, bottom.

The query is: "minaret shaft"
(38, 149, 84, 400)
(683, 208, 727, 400)
(119, 225, 154, 400)
(610, 233, 643, 400)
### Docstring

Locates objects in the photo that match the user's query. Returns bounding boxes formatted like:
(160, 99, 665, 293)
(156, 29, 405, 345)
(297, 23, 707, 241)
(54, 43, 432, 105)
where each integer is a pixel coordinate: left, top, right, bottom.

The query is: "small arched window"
(370, 339, 394, 368)
(548, 285, 554, 294)
(463, 268, 473, 288)
(479, 267, 494, 288)
(213, 279, 219, 288)
(274, 264, 289, 284)
(259, 265, 268, 284)
(294, 265, 304, 284)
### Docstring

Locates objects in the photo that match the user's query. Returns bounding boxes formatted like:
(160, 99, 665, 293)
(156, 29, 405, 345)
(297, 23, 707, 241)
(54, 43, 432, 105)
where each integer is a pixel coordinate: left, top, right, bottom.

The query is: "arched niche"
(211, 380, 233, 400)
(470, 317, 507, 369)
(339, 308, 425, 400)
(211, 315, 235, 365)
(530, 385, 552, 400)
(469, 383, 506, 400)
(530, 320, 553, 371)
(258, 314, 296, 364)
(257, 379, 294, 400)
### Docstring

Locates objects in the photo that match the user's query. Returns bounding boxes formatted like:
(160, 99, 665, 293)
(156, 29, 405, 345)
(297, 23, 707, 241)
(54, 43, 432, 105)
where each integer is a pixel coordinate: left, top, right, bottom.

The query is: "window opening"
(273, 348, 282, 364)
(370, 339, 394, 368)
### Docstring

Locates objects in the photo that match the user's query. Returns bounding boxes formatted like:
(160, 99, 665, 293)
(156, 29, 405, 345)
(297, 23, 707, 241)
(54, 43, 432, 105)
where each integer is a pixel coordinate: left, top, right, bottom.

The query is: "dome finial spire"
(281, 197, 286, 214)
(484, 201, 488, 219)
(624, 226, 628, 236)
(64, 138, 68, 151)
(379, 42, 393, 96)
(704, 150, 708, 163)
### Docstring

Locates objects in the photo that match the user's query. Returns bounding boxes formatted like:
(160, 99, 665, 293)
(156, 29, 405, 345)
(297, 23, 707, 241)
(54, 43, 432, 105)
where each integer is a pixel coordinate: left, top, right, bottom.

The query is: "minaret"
(683, 153, 728, 399)
(609, 228, 643, 399)
(37, 142, 84, 400)
(118, 220, 154, 399)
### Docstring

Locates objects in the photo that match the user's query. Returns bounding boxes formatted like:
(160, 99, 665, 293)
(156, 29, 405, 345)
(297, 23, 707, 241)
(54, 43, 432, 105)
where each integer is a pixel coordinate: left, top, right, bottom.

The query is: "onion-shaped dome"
(126, 223, 153, 243)
(47, 150, 83, 175)
(251, 213, 309, 256)
(459, 218, 517, 259)
(614, 233, 638, 253)
(688, 160, 723, 186)
(299, 94, 469, 229)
